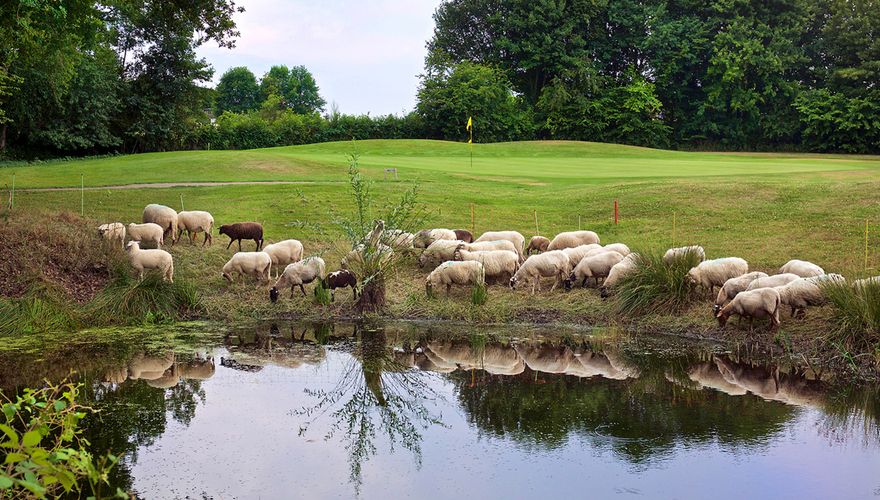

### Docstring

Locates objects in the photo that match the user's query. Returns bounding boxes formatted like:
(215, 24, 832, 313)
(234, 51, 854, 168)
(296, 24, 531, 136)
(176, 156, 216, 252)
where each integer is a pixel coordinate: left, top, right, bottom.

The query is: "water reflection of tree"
(297, 327, 444, 493)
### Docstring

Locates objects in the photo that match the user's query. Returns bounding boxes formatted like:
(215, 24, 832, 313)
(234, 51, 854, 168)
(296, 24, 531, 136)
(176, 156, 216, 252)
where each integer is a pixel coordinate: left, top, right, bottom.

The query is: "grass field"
(2, 139, 880, 360)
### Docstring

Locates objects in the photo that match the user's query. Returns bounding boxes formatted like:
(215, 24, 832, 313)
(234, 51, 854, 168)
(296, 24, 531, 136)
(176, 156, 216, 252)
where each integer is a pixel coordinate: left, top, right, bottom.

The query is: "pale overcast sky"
(196, 0, 442, 116)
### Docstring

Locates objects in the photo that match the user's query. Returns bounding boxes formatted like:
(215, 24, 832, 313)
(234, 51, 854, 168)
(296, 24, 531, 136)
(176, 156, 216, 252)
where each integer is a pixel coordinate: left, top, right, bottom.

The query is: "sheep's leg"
(446, 284, 451, 296)
(351, 285, 358, 300)
(226, 239, 233, 250)
(237, 240, 242, 252)
(300, 284, 307, 296)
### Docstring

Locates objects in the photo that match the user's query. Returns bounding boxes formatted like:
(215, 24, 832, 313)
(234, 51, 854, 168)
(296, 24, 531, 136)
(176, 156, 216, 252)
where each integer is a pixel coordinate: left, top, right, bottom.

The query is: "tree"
(417, 61, 530, 142)
(259, 65, 325, 114)
(215, 66, 261, 114)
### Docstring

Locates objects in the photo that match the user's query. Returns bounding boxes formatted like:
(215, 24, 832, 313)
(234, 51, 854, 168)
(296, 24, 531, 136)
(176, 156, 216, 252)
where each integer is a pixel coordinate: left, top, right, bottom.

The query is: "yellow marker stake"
(672, 212, 676, 247)
(866, 219, 870, 272)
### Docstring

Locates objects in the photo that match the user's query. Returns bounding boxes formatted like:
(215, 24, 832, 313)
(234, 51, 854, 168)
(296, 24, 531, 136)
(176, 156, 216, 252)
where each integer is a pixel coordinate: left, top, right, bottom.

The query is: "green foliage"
(794, 89, 880, 153)
(821, 280, 880, 352)
(313, 279, 332, 306)
(614, 249, 700, 316)
(215, 66, 262, 115)
(0, 289, 81, 337)
(470, 280, 488, 306)
(87, 265, 201, 326)
(259, 65, 326, 114)
(0, 380, 123, 498)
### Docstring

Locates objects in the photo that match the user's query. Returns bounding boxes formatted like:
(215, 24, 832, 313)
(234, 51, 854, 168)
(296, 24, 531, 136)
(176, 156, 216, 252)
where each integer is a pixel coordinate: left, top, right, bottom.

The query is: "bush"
(614, 249, 701, 316)
(821, 280, 880, 352)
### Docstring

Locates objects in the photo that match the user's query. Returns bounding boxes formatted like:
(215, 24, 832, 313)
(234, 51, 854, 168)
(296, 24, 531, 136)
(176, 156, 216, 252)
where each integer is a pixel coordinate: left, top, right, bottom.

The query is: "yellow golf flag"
(466, 116, 473, 144)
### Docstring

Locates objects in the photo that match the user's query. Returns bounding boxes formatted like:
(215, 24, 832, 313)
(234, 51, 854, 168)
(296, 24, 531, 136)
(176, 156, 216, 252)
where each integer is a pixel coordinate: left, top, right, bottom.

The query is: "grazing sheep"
(382, 230, 415, 250)
(560, 244, 603, 267)
(270, 257, 327, 301)
(602, 243, 631, 256)
(527, 236, 550, 254)
(97, 222, 126, 249)
(600, 253, 641, 297)
(774, 278, 826, 318)
(176, 210, 215, 246)
(413, 229, 457, 248)
(745, 273, 801, 291)
(219, 222, 264, 251)
(127, 222, 164, 248)
(567, 251, 625, 288)
(780, 259, 825, 278)
(509, 250, 571, 294)
(547, 230, 600, 251)
(262, 239, 304, 278)
(342, 243, 394, 270)
(126, 241, 173, 282)
(474, 231, 526, 259)
(221, 252, 272, 283)
(425, 260, 485, 296)
(453, 229, 474, 243)
(142, 204, 179, 244)
(453, 248, 519, 283)
(713, 271, 769, 314)
(321, 269, 358, 301)
(663, 245, 706, 264)
(461, 239, 518, 254)
(687, 257, 749, 296)
(418, 239, 465, 269)
(715, 288, 781, 332)
(806, 273, 845, 285)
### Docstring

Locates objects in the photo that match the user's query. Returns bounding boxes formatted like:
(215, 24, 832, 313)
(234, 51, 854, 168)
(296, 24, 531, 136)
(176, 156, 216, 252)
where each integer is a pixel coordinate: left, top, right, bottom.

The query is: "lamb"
(321, 269, 358, 301)
(453, 229, 474, 243)
(527, 236, 550, 254)
(715, 288, 781, 332)
(560, 244, 603, 267)
(176, 210, 215, 246)
(142, 204, 179, 245)
(779, 259, 825, 278)
(745, 273, 801, 291)
(713, 271, 769, 314)
(663, 245, 706, 264)
(126, 241, 173, 282)
(774, 278, 826, 318)
(413, 229, 457, 248)
(269, 257, 327, 302)
(599, 253, 641, 297)
(686, 257, 749, 296)
(509, 250, 571, 294)
(219, 222, 264, 251)
(97, 222, 126, 249)
(418, 239, 465, 268)
(221, 251, 272, 283)
(262, 239, 304, 278)
(452, 248, 519, 283)
(425, 260, 485, 296)
(567, 251, 625, 288)
(474, 231, 526, 260)
(601, 243, 631, 256)
(126, 222, 164, 248)
(546, 230, 600, 251)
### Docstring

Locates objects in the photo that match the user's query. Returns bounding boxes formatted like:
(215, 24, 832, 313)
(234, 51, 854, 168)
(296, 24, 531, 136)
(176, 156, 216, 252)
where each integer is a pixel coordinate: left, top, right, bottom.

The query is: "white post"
(180, 194, 185, 212)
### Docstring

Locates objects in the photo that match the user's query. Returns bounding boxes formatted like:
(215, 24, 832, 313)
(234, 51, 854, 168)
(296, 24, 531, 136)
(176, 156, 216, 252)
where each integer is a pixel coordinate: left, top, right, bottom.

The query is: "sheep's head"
(715, 308, 730, 327)
(599, 286, 610, 299)
(509, 276, 519, 289)
(712, 304, 722, 316)
(686, 268, 699, 285)
(97, 225, 107, 236)
(269, 287, 280, 303)
(221, 272, 232, 283)
(424, 279, 434, 298)
(417, 252, 429, 269)
(563, 277, 573, 291)
(219, 225, 230, 236)
(125, 241, 139, 252)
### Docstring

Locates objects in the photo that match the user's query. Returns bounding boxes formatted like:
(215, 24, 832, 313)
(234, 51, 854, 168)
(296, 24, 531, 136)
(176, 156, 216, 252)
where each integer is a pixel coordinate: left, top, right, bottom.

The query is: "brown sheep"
(219, 222, 264, 251)
(453, 229, 474, 243)
(527, 236, 550, 255)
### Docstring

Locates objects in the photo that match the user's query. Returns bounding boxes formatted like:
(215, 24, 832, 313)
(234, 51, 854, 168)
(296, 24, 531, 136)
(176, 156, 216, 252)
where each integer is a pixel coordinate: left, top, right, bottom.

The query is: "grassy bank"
(1, 140, 879, 371)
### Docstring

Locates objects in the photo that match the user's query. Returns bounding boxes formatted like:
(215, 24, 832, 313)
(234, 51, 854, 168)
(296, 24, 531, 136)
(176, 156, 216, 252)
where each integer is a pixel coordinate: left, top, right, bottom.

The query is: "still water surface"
(2, 321, 879, 499)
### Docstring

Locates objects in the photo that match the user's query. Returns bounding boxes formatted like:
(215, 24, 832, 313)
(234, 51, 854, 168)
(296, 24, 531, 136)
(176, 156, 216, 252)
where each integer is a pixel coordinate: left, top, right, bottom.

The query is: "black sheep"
(321, 270, 358, 301)
(219, 222, 264, 251)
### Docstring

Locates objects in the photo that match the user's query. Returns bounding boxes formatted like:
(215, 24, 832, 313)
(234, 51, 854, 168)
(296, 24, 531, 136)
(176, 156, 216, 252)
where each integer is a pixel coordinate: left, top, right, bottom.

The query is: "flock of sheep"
(96, 206, 879, 331)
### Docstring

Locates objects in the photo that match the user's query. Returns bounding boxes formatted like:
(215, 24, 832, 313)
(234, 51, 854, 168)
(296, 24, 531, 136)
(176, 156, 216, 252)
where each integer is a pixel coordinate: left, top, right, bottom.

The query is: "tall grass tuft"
(821, 280, 880, 352)
(86, 264, 201, 325)
(0, 282, 81, 335)
(614, 249, 701, 316)
(313, 279, 332, 305)
(471, 282, 488, 306)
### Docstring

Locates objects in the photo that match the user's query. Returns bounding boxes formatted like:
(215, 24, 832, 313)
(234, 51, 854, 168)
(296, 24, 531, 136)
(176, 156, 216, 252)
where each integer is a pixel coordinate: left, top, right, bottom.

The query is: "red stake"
(614, 200, 619, 225)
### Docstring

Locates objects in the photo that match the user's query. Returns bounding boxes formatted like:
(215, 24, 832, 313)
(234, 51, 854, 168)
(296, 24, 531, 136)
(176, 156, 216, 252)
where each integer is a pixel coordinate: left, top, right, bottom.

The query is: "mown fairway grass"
(3, 140, 880, 362)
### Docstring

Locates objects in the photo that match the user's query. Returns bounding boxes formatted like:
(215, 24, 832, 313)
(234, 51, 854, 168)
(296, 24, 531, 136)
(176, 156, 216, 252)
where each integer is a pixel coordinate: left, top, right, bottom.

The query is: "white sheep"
(383, 230, 415, 250)
(176, 210, 215, 246)
(126, 241, 173, 282)
(474, 231, 526, 259)
(461, 239, 518, 254)
(569, 251, 625, 288)
(774, 278, 826, 318)
(687, 257, 748, 296)
(127, 222, 165, 248)
(342, 243, 394, 270)
(806, 273, 845, 285)
(262, 239, 304, 278)
(143, 204, 179, 244)
(602, 243, 631, 256)
(97, 223, 126, 249)
(453, 248, 519, 282)
(509, 250, 571, 294)
(413, 228, 457, 248)
(418, 239, 465, 268)
(269, 257, 327, 301)
(221, 252, 272, 283)
(779, 259, 825, 278)
(745, 273, 801, 291)
(547, 230, 600, 251)
(663, 245, 706, 264)
(715, 288, 781, 331)
(560, 244, 603, 267)
(714, 271, 769, 313)
(600, 253, 641, 296)
(425, 260, 485, 296)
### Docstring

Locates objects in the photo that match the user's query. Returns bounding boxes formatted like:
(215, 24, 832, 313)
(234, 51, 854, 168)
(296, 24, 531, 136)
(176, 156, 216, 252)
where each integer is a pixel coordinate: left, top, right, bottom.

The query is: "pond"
(1, 321, 879, 498)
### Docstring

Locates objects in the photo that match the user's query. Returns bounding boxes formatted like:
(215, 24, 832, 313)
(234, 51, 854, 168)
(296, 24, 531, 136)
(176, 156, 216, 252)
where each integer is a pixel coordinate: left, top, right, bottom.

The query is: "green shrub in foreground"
(0, 283, 80, 336)
(614, 249, 701, 316)
(821, 280, 880, 352)
(86, 266, 201, 325)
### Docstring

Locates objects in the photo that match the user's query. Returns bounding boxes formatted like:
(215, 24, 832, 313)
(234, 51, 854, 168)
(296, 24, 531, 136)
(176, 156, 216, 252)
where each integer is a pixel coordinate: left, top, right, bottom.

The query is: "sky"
(196, 0, 442, 116)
